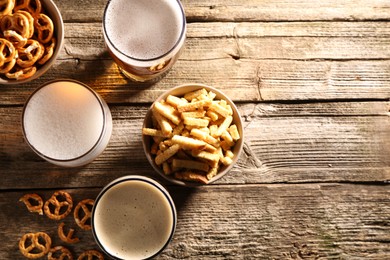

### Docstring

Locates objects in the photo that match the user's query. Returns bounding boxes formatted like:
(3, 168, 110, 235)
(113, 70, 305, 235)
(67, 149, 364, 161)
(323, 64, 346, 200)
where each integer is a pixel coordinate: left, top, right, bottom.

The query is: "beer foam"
(23, 81, 105, 160)
(104, 0, 185, 62)
(93, 180, 174, 259)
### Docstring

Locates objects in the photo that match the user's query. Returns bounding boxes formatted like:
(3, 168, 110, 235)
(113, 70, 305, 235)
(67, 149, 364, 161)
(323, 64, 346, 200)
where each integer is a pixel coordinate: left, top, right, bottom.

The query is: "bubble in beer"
(104, 0, 184, 60)
(93, 180, 175, 259)
(23, 81, 105, 160)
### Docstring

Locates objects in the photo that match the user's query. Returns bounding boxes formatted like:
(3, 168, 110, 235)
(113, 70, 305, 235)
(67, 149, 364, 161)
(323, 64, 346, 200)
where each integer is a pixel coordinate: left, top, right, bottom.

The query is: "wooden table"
(1, 0, 389, 259)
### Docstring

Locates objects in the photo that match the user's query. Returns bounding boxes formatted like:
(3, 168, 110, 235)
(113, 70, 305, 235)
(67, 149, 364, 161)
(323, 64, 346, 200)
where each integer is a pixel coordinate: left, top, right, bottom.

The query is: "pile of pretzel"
(0, 0, 56, 80)
(18, 191, 104, 259)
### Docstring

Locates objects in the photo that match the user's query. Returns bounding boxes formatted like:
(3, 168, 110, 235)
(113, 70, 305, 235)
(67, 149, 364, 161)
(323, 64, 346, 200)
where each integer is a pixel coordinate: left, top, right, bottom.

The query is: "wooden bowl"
(142, 83, 244, 186)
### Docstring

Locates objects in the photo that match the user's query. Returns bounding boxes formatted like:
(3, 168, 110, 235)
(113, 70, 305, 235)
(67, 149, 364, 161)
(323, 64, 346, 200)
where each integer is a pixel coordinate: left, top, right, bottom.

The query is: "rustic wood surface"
(1, 0, 389, 259)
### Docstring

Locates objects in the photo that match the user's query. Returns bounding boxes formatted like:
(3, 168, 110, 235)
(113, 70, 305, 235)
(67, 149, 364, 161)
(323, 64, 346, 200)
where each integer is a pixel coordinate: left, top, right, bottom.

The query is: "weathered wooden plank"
(189, 21, 390, 38)
(59, 22, 390, 60)
(1, 58, 389, 104)
(1, 21, 389, 104)
(182, 0, 390, 22)
(1, 184, 389, 259)
(1, 102, 389, 189)
(54, 0, 390, 22)
(0, 22, 390, 105)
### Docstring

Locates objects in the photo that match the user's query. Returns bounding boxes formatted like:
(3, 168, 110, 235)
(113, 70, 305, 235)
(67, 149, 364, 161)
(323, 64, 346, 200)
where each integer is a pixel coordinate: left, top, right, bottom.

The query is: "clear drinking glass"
(92, 175, 177, 259)
(103, 0, 186, 82)
(22, 79, 112, 167)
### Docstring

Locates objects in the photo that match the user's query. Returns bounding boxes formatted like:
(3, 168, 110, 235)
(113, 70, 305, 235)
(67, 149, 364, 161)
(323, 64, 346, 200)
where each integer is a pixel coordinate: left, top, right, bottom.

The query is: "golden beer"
(103, 0, 186, 82)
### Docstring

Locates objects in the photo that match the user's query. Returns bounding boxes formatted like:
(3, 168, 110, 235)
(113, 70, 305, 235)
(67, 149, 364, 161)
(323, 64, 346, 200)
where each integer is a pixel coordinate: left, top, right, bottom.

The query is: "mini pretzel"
(0, 0, 15, 18)
(34, 13, 53, 43)
(77, 250, 104, 260)
(5, 65, 36, 79)
(44, 190, 73, 220)
(58, 222, 80, 244)
(16, 39, 44, 67)
(14, 0, 41, 16)
(38, 36, 55, 65)
(0, 57, 16, 73)
(48, 246, 73, 260)
(19, 232, 52, 259)
(3, 30, 27, 48)
(1, 11, 31, 39)
(16, 10, 34, 38)
(73, 199, 94, 230)
(0, 38, 16, 73)
(19, 193, 43, 215)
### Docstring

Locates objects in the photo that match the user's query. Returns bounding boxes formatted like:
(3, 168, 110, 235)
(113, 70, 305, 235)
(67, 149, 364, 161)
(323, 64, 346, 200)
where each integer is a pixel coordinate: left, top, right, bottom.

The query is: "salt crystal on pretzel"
(17, 39, 44, 67)
(0, 0, 57, 80)
(5, 65, 36, 80)
(1, 12, 31, 38)
(3, 30, 27, 48)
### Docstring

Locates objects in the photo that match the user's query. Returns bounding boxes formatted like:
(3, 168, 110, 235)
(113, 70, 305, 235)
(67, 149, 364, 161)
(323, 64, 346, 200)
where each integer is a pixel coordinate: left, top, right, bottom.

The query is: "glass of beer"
(22, 79, 112, 167)
(92, 175, 177, 259)
(103, 0, 187, 82)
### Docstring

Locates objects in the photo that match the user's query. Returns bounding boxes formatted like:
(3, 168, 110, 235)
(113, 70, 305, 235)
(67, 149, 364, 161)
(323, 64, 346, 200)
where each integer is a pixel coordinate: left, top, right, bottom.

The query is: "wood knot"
(283, 242, 319, 259)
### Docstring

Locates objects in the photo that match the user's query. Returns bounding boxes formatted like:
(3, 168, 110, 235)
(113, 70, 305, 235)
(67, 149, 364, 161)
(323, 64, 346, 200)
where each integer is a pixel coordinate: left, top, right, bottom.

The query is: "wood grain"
(1, 102, 388, 189)
(53, 0, 390, 22)
(1, 1, 389, 259)
(0, 21, 389, 104)
(1, 184, 389, 259)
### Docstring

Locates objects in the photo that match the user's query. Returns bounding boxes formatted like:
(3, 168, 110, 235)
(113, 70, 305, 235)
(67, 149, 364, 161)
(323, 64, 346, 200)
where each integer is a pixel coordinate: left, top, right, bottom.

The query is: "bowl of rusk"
(142, 84, 244, 186)
(0, 0, 64, 84)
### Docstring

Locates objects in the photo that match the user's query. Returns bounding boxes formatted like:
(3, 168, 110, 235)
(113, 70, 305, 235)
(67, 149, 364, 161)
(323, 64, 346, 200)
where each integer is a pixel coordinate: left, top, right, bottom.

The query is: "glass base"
(118, 66, 170, 83)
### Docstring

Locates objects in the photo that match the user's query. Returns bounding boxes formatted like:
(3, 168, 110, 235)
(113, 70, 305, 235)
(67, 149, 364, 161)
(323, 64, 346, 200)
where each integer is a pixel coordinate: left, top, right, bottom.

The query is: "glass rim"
(103, 0, 186, 63)
(91, 175, 177, 260)
(21, 79, 108, 163)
